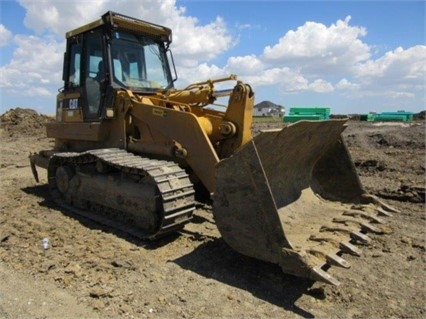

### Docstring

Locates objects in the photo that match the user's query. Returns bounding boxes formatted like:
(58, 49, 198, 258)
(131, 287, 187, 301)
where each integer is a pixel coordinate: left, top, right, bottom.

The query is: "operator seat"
(94, 61, 104, 82)
(86, 60, 104, 115)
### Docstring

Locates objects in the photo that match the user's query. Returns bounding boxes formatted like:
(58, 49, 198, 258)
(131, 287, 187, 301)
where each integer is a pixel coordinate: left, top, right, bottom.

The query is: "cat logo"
(69, 98, 79, 109)
(152, 108, 166, 117)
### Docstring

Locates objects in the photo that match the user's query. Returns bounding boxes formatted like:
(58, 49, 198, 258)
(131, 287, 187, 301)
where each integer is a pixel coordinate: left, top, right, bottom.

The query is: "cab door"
(57, 35, 84, 123)
(82, 30, 106, 121)
(59, 29, 106, 123)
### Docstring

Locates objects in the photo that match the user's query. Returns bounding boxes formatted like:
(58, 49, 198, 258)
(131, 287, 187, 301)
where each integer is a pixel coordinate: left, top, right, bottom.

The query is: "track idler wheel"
(55, 166, 75, 194)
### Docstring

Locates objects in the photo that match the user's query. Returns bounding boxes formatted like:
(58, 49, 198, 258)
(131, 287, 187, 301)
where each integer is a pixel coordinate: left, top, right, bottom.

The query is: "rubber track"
(47, 148, 195, 240)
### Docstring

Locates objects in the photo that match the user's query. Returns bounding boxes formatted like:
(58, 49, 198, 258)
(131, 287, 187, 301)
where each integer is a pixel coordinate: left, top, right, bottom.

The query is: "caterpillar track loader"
(30, 11, 398, 286)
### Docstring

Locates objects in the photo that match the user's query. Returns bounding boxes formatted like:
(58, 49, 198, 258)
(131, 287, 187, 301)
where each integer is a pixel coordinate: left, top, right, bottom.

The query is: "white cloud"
(18, 0, 232, 64)
(0, 34, 63, 97)
(176, 63, 228, 87)
(0, 24, 12, 46)
(19, 0, 108, 36)
(236, 23, 251, 30)
(387, 91, 415, 99)
(309, 79, 334, 93)
(262, 16, 370, 76)
(172, 16, 232, 63)
(247, 67, 300, 86)
(336, 78, 360, 90)
(226, 55, 264, 75)
(257, 17, 425, 100)
(237, 67, 311, 95)
(25, 86, 52, 97)
(356, 46, 426, 84)
(349, 45, 426, 100)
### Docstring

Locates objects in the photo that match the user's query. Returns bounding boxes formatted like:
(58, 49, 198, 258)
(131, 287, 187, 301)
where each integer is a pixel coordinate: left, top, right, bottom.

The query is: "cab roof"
(65, 11, 172, 43)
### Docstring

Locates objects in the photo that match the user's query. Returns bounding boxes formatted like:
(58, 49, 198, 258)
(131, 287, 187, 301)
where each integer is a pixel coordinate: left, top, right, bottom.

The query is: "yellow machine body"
(30, 11, 397, 286)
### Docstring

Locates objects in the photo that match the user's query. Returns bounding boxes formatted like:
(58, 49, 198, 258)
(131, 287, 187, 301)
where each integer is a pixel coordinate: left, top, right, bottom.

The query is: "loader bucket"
(213, 119, 397, 285)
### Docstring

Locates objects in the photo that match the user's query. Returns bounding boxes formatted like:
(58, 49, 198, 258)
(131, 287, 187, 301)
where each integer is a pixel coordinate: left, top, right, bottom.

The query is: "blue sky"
(0, 0, 425, 115)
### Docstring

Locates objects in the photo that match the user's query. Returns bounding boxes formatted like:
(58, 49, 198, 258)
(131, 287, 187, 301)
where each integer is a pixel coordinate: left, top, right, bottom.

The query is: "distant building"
(253, 101, 285, 117)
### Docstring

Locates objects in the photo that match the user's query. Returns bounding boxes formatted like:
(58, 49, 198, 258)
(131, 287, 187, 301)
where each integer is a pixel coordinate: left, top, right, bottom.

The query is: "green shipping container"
(360, 111, 414, 122)
(283, 106, 330, 123)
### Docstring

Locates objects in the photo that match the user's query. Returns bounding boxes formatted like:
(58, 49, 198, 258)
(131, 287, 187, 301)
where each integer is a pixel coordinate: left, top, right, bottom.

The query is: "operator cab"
(58, 11, 175, 123)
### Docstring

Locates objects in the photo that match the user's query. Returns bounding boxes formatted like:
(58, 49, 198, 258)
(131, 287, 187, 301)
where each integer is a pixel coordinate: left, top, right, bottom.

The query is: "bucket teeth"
(359, 221, 383, 234)
(381, 204, 400, 214)
(309, 235, 334, 244)
(310, 266, 341, 286)
(326, 253, 351, 269)
(343, 210, 386, 224)
(376, 207, 393, 217)
(362, 194, 401, 214)
(307, 249, 351, 269)
(340, 241, 362, 256)
(350, 231, 371, 244)
(309, 235, 363, 256)
(332, 217, 383, 234)
(320, 226, 371, 245)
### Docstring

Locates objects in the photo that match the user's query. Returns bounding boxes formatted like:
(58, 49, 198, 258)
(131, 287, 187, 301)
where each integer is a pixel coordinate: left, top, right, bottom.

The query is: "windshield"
(110, 31, 173, 90)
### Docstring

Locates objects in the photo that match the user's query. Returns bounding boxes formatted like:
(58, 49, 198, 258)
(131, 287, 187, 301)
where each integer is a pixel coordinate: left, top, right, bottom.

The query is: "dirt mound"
(0, 108, 53, 137)
(369, 124, 425, 149)
(344, 122, 425, 150)
(378, 184, 425, 203)
(414, 111, 425, 120)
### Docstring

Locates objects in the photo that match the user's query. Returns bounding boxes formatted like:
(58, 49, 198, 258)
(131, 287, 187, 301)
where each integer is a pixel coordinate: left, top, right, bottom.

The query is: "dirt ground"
(0, 108, 425, 319)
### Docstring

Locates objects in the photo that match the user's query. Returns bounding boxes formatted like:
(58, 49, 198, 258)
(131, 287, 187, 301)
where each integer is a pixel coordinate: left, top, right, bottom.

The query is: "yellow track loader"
(30, 11, 397, 285)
